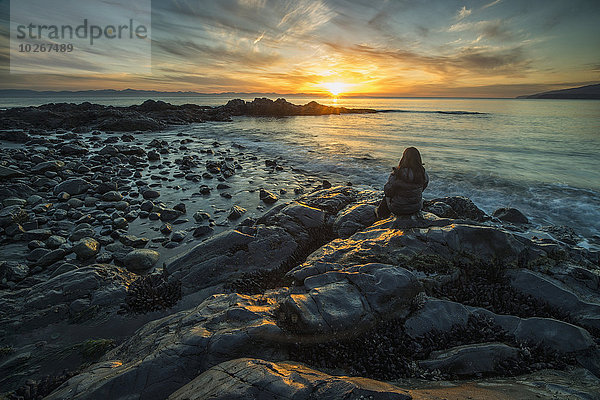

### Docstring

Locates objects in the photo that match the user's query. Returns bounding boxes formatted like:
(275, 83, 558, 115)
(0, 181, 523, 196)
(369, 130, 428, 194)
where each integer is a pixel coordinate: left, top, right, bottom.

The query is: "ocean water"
(3, 96, 600, 243)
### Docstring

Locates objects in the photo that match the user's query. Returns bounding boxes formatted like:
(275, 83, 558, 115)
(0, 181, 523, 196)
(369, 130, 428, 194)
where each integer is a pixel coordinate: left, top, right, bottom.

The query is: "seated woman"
(376, 147, 429, 219)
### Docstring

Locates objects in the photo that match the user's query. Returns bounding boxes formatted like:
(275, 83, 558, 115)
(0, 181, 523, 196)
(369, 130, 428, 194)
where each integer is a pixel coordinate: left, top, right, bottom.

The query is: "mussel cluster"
(288, 314, 577, 381)
(124, 272, 181, 314)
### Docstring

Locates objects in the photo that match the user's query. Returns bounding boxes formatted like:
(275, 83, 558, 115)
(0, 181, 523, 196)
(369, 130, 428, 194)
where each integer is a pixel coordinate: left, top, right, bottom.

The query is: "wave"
(378, 109, 488, 115)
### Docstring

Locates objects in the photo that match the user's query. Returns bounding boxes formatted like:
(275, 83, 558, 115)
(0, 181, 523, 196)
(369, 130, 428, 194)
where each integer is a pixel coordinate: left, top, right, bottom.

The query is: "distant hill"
(517, 84, 600, 99)
(0, 89, 315, 98)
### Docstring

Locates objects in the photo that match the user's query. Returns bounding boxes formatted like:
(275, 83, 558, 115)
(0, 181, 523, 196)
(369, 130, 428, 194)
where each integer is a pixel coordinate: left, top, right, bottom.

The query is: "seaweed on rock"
(7, 370, 79, 400)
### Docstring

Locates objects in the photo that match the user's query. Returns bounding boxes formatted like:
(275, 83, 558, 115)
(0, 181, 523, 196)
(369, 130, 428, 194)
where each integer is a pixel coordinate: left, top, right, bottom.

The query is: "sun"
(322, 82, 350, 96)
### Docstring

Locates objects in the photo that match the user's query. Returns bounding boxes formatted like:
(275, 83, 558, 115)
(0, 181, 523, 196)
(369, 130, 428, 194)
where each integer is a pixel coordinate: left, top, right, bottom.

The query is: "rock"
(333, 203, 377, 238)
(0, 206, 29, 227)
(123, 249, 160, 272)
(26, 194, 43, 206)
(2, 198, 27, 207)
(53, 178, 90, 196)
(159, 208, 183, 222)
(171, 231, 186, 242)
(280, 264, 422, 334)
(193, 211, 211, 222)
(120, 235, 149, 248)
(493, 207, 529, 224)
(0, 165, 25, 180)
(228, 205, 246, 220)
(22, 228, 52, 241)
(148, 150, 161, 161)
(96, 181, 118, 194)
(36, 248, 66, 267)
(419, 343, 520, 377)
(321, 179, 332, 189)
(168, 358, 411, 400)
(73, 237, 100, 260)
(174, 203, 186, 213)
(0, 261, 29, 283)
(5, 223, 25, 237)
(507, 269, 600, 332)
(423, 196, 488, 221)
(193, 226, 213, 237)
(31, 161, 65, 174)
(259, 189, 278, 204)
(143, 190, 160, 199)
(160, 223, 173, 235)
(113, 217, 128, 229)
(140, 200, 154, 212)
(102, 191, 123, 202)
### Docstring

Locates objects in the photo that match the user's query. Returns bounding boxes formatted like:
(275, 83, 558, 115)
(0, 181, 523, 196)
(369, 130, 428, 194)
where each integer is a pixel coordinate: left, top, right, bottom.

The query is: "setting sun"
(322, 82, 350, 96)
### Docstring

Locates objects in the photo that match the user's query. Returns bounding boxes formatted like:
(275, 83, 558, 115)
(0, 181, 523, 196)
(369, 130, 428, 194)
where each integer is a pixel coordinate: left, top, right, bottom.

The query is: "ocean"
(2, 96, 599, 245)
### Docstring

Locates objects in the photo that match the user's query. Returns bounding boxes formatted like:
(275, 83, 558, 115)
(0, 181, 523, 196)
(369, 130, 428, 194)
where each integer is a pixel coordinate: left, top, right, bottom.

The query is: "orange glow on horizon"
(321, 81, 352, 96)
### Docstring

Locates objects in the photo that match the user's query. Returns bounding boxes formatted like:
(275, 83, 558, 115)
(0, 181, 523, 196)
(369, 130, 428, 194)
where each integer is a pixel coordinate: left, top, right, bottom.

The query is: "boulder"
(259, 189, 278, 204)
(423, 196, 488, 221)
(53, 178, 90, 196)
(73, 237, 100, 260)
(280, 264, 422, 334)
(124, 249, 160, 272)
(168, 358, 411, 400)
(493, 207, 529, 224)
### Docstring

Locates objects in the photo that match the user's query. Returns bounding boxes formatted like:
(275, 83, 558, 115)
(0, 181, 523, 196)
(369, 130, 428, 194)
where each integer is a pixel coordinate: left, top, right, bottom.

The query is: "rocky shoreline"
(0, 97, 376, 133)
(1, 104, 600, 399)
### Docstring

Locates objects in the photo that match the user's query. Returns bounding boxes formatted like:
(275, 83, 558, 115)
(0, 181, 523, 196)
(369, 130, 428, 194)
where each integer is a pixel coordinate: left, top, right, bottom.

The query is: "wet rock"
(159, 208, 182, 222)
(423, 196, 488, 221)
(53, 178, 90, 196)
(102, 191, 123, 202)
(119, 235, 149, 248)
(22, 229, 52, 241)
(493, 207, 529, 224)
(193, 211, 210, 222)
(169, 358, 411, 400)
(193, 226, 213, 237)
(228, 205, 246, 220)
(96, 181, 118, 195)
(45, 235, 67, 249)
(419, 343, 520, 377)
(0, 206, 29, 227)
(142, 189, 160, 200)
(3, 198, 27, 207)
(280, 264, 422, 334)
(0, 261, 29, 283)
(0, 165, 25, 180)
(333, 203, 377, 238)
(160, 223, 173, 235)
(171, 231, 186, 242)
(123, 249, 160, 272)
(73, 237, 100, 260)
(259, 189, 278, 204)
(36, 248, 66, 267)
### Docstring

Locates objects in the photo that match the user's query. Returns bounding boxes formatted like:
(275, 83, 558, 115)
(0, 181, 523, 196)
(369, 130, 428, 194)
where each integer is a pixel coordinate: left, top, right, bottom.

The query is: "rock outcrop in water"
(0, 98, 377, 132)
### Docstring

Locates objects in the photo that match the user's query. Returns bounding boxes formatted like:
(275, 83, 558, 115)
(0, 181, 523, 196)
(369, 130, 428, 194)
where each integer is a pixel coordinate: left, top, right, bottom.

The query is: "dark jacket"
(384, 167, 429, 215)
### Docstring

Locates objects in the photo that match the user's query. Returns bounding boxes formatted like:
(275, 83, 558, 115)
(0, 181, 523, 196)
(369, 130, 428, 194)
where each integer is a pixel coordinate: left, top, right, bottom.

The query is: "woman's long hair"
(394, 147, 426, 183)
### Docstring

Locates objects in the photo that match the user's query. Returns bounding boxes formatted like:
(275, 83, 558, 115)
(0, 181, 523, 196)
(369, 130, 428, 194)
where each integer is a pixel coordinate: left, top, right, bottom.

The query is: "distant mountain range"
(0, 89, 318, 98)
(517, 84, 600, 99)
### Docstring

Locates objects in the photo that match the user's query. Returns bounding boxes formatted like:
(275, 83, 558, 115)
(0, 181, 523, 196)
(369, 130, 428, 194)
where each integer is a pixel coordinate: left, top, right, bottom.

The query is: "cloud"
(481, 0, 501, 10)
(449, 19, 515, 42)
(456, 6, 472, 21)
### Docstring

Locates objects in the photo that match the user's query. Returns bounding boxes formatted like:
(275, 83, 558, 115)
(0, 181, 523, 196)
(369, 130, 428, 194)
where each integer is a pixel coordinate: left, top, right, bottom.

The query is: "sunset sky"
(0, 0, 599, 97)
